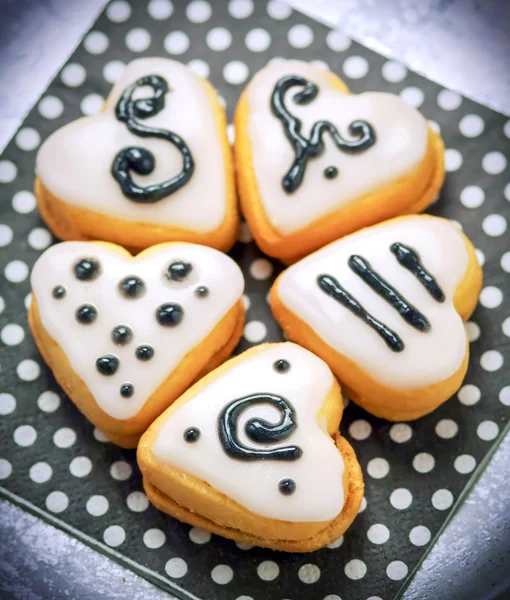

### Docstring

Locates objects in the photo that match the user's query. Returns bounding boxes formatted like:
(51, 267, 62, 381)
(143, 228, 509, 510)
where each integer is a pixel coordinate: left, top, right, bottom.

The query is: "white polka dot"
(386, 561, 408, 581)
(24, 293, 32, 310)
(449, 219, 463, 230)
(504, 120, 510, 138)
(359, 496, 367, 513)
(16, 359, 40, 381)
(80, 93, 104, 116)
(1, 323, 24, 346)
(327, 535, 344, 549)
(30, 462, 52, 483)
(480, 285, 503, 308)
(483, 214, 507, 237)
(0, 224, 13, 247)
(367, 457, 390, 479)
(311, 60, 329, 71)
(501, 252, 510, 273)
(413, 452, 435, 473)
(46, 491, 68, 513)
(223, 61, 249, 85)
(104, 525, 125, 547)
(267, 0, 292, 20)
(505, 183, 510, 201)
(107, 0, 131, 22)
(211, 565, 233, 584)
(0, 296, 4, 313)
(102, 60, 126, 84)
(166, 557, 188, 578)
(389, 423, 412, 443)
(298, 564, 320, 584)
(437, 89, 462, 110)
(367, 524, 390, 544)
(400, 87, 424, 108)
(69, 456, 92, 477)
(227, 123, 235, 145)
(144, 528, 166, 549)
(87, 495, 109, 516)
(28, 227, 52, 250)
(237, 222, 253, 243)
(187, 59, 210, 78)
(125, 28, 151, 52)
(249, 258, 273, 280)
(0, 459, 12, 480)
(38, 95, 64, 119)
(243, 320, 267, 343)
(343, 56, 369, 79)
(0, 393, 16, 415)
(500, 386, 510, 406)
(206, 27, 232, 51)
(242, 294, 251, 311)
(475, 249, 485, 266)
(482, 151, 507, 174)
(435, 419, 458, 439)
(53, 427, 76, 448)
(257, 560, 279, 581)
(61, 63, 86, 87)
(16, 128, 40, 151)
(344, 559, 366, 580)
(236, 597, 254, 600)
(348, 419, 372, 440)
(93, 428, 110, 442)
(189, 527, 211, 544)
(454, 454, 476, 474)
(148, 0, 173, 19)
(428, 120, 441, 133)
(445, 148, 463, 171)
(0, 160, 17, 183)
(459, 114, 485, 137)
(503, 317, 510, 337)
(84, 31, 109, 55)
(477, 420, 499, 441)
(110, 460, 132, 480)
(228, 0, 253, 18)
(481, 350, 504, 371)
(127, 491, 149, 512)
(409, 525, 431, 546)
(186, 0, 212, 22)
(38, 390, 60, 413)
(164, 31, 190, 55)
(390, 488, 413, 510)
(235, 541, 253, 550)
(245, 28, 271, 52)
(12, 190, 36, 213)
(288, 24, 314, 49)
(460, 185, 485, 208)
(458, 384, 480, 406)
(382, 60, 407, 82)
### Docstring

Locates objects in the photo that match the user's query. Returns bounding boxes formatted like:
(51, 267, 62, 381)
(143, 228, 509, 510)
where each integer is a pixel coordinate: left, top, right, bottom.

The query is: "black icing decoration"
(96, 354, 120, 376)
(195, 286, 209, 298)
(183, 427, 201, 443)
(273, 359, 290, 373)
(73, 258, 101, 281)
(75, 304, 98, 325)
(270, 74, 376, 193)
(167, 261, 193, 282)
(317, 274, 404, 352)
(390, 242, 446, 303)
(120, 383, 134, 398)
(156, 303, 184, 327)
(324, 166, 338, 179)
(52, 285, 66, 299)
(119, 275, 145, 299)
(111, 325, 133, 346)
(218, 393, 303, 462)
(111, 74, 194, 203)
(278, 478, 296, 496)
(135, 345, 154, 361)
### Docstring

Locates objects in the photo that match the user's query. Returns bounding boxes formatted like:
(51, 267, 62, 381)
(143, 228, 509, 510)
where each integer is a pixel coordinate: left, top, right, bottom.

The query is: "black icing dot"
(195, 286, 209, 298)
(120, 383, 134, 398)
(278, 478, 296, 496)
(96, 354, 119, 376)
(76, 304, 97, 324)
(52, 285, 66, 299)
(156, 303, 184, 327)
(167, 261, 193, 282)
(74, 257, 101, 281)
(273, 359, 291, 373)
(183, 427, 201, 443)
(118, 275, 145, 299)
(135, 345, 154, 361)
(111, 325, 133, 346)
(324, 166, 339, 179)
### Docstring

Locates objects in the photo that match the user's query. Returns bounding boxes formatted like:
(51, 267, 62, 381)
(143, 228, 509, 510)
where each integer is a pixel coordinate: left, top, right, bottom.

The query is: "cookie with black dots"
(28, 241, 245, 448)
(138, 342, 363, 552)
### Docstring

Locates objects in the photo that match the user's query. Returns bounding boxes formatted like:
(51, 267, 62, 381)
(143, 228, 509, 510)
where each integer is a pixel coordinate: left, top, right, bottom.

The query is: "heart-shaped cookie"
(235, 60, 445, 262)
(36, 58, 237, 252)
(271, 216, 482, 420)
(29, 241, 245, 447)
(138, 342, 363, 552)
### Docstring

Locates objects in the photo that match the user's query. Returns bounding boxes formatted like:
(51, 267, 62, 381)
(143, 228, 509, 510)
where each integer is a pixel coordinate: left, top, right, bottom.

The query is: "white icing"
(277, 217, 469, 388)
(152, 343, 345, 522)
(246, 60, 429, 235)
(36, 58, 228, 231)
(31, 242, 244, 419)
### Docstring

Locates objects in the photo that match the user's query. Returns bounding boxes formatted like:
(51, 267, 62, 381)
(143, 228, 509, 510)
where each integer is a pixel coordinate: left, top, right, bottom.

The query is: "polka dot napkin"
(0, 1, 509, 599)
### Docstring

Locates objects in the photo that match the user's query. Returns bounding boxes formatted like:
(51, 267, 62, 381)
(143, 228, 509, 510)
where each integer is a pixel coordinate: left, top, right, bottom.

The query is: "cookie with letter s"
(28, 241, 245, 447)
(138, 342, 363, 552)
(235, 59, 445, 263)
(35, 58, 237, 252)
(270, 216, 482, 421)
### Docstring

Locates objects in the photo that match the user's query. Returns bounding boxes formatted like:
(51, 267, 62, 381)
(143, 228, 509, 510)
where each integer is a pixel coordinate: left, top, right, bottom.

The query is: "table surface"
(0, 1, 509, 599)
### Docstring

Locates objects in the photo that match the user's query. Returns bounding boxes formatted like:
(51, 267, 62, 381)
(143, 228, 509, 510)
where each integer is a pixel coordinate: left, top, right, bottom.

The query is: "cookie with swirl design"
(35, 58, 238, 252)
(235, 59, 445, 263)
(138, 342, 363, 552)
